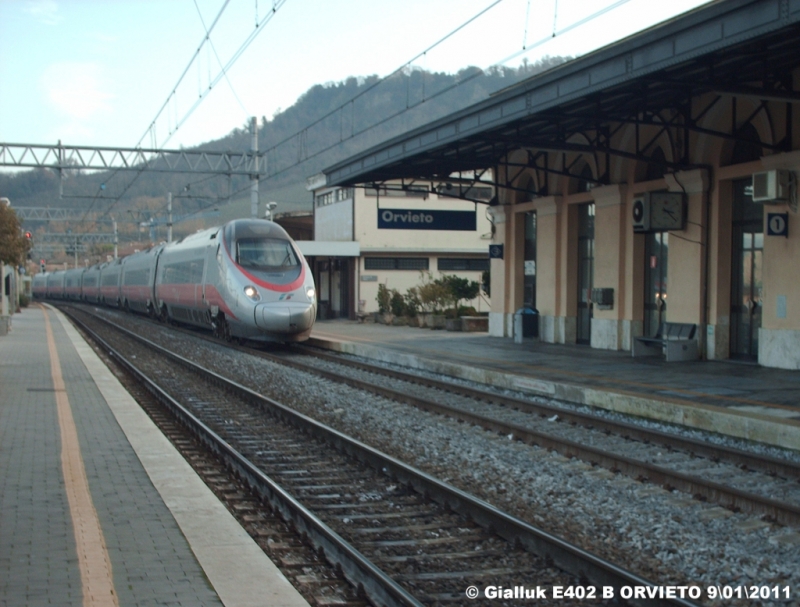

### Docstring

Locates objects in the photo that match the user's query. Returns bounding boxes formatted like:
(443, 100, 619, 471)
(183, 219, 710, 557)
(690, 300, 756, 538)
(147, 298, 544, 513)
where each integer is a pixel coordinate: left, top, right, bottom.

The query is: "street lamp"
(265, 201, 277, 221)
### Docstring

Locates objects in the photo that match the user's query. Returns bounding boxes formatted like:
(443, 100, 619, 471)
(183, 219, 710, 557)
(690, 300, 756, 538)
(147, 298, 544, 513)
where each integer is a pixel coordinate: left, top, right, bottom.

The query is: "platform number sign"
(767, 213, 789, 238)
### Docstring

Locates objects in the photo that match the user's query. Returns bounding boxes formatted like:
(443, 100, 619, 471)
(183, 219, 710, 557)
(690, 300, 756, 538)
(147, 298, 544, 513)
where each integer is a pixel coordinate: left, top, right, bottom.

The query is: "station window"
(316, 188, 353, 207)
(315, 191, 334, 207)
(365, 186, 428, 199)
(335, 187, 354, 201)
(437, 258, 490, 271)
(364, 257, 429, 270)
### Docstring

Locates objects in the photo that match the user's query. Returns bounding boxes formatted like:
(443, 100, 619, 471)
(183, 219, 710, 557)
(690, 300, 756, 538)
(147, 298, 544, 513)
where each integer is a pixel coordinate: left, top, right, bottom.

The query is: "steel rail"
(64, 310, 423, 607)
(296, 346, 800, 481)
(65, 305, 699, 607)
(258, 347, 800, 526)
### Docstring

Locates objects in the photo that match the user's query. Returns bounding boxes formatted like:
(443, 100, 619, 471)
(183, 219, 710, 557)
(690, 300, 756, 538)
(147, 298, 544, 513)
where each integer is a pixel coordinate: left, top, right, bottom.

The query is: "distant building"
(303, 175, 493, 319)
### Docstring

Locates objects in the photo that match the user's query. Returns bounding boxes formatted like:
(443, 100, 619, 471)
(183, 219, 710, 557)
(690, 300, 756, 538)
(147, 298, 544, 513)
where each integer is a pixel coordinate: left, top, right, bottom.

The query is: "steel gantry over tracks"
(0, 142, 262, 175)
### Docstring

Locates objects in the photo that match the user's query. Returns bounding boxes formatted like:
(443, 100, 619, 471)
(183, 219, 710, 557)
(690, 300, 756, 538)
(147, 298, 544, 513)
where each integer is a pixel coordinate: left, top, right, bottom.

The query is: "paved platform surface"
(0, 305, 309, 607)
(310, 320, 800, 452)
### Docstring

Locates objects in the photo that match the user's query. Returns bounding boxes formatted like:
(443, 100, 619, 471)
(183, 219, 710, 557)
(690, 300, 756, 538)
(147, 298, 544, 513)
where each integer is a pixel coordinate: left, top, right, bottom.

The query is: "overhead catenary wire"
(88, 0, 286, 226)
(251, 0, 636, 188)
(161, 0, 644, 216)
(158, 0, 288, 149)
(136, 0, 232, 149)
(78, 0, 234, 226)
(79, 0, 638, 239)
(193, 0, 250, 118)
(106, 0, 510, 228)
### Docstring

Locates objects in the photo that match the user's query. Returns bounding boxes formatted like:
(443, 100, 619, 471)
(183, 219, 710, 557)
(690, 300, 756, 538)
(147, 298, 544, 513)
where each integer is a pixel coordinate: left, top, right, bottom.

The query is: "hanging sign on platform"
(378, 209, 476, 231)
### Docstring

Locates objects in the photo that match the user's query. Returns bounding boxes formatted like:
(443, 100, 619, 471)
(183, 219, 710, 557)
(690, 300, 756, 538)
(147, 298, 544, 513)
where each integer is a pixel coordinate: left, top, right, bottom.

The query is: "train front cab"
(221, 220, 316, 341)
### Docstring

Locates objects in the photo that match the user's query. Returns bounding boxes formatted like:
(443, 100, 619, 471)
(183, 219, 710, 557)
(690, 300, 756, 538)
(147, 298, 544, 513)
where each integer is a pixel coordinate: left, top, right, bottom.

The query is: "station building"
(304, 175, 493, 319)
(315, 0, 800, 369)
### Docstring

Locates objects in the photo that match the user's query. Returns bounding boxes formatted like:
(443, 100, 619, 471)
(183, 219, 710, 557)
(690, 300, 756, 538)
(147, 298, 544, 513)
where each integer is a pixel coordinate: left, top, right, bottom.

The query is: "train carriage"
(81, 264, 102, 303)
(63, 268, 86, 301)
(32, 273, 48, 299)
(46, 270, 66, 299)
(120, 244, 163, 315)
(28, 218, 316, 343)
(99, 258, 123, 307)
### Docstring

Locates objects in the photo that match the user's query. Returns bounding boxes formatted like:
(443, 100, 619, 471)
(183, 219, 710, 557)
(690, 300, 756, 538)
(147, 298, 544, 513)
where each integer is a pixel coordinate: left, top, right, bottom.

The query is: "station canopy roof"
(322, 0, 800, 202)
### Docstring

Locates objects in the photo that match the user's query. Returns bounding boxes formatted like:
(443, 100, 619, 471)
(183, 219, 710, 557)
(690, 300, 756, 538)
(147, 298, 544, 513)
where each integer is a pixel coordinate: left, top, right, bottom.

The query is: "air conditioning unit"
(632, 194, 650, 233)
(752, 170, 790, 204)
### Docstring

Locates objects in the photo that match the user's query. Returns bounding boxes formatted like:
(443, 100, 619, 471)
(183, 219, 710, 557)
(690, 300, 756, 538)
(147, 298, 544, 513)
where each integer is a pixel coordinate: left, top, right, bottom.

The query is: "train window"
(237, 238, 299, 271)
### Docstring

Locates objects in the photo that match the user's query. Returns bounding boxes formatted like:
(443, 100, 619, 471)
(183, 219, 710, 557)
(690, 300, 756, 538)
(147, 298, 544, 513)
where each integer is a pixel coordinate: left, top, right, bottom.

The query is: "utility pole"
(113, 219, 118, 259)
(250, 117, 259, 219)
(58, 139, 64, 200)
(167, 192, 173, 243)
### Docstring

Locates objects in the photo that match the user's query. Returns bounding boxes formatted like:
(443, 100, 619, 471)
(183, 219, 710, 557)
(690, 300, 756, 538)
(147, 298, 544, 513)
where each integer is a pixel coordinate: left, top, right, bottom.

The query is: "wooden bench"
(632, 322, 699, 362)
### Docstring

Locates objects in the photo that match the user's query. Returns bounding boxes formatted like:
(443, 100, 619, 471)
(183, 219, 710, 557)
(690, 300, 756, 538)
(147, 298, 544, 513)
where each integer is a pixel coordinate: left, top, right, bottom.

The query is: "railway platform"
(309, 319, 800, 452)
(0, 304, 309, 607)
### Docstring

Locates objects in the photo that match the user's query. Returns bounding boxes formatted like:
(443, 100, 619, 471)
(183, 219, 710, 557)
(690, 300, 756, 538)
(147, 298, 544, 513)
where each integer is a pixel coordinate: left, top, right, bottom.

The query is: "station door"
(730, 179, 763, 360)
(576, 203, 594, 344)
(644, 232, 668, 337)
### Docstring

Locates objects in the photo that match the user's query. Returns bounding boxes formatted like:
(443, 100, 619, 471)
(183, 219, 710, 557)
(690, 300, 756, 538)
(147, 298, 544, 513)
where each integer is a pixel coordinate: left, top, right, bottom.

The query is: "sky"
(0, 0, 715, 153)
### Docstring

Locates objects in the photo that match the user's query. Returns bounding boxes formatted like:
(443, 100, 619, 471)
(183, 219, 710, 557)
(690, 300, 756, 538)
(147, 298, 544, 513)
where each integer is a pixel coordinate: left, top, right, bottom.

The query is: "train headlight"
(243, 285, 261, 301)
(306, 286, 316, 300)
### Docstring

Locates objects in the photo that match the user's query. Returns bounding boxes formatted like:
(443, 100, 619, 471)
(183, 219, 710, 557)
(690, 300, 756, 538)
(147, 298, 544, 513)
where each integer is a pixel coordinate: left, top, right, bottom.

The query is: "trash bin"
(514, 307, 539, 342)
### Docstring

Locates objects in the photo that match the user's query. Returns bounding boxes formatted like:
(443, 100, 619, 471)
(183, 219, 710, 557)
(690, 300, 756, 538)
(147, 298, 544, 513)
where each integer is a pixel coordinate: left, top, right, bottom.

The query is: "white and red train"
(33, 219, 317, 343)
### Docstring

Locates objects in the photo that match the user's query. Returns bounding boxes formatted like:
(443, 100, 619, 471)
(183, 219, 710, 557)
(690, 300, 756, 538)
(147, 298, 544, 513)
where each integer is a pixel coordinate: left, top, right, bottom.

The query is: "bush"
(418, 281, 447, 313)
(404, 287, 421, 318)
(19, 293, 30, 308)
(438, 274, 480, 316)
(376, 284, 391, 313)
(389, 289, 406, 316)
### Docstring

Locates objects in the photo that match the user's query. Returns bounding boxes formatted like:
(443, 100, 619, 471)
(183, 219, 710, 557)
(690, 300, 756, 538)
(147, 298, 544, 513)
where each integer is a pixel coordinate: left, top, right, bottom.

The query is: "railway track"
(68, 302, 800, 524)
(278, 346, 800, 526)
(63, 305, 698, 607)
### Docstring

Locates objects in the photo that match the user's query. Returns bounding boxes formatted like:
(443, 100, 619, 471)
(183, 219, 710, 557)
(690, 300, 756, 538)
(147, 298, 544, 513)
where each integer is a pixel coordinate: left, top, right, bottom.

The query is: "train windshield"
(236, 238, 300, 271)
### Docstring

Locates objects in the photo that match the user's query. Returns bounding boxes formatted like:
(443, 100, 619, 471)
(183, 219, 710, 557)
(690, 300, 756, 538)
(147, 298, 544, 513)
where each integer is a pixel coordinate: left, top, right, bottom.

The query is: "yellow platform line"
(43, 307, 119, 607)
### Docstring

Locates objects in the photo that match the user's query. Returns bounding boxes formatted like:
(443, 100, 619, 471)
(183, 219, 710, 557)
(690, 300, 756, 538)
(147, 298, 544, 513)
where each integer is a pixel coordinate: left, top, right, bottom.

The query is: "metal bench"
(632, 322, 699, 362)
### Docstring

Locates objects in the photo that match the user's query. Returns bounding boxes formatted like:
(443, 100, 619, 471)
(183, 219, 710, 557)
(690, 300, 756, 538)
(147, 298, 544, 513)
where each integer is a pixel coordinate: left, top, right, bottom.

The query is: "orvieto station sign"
(377, 209, 476, 231)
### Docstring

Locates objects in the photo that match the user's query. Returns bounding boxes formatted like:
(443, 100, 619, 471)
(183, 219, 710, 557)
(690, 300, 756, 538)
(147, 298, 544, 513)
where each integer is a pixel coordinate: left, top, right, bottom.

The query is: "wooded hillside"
(1, 58, 567, 247)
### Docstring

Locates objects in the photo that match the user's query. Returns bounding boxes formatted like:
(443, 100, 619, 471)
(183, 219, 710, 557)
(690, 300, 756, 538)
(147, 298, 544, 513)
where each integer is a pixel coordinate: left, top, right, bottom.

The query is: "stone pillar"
(758, 151, 800, 369)
(665, 168, 709, 356)
(488, 205, 508, 337)
(533, 196, 566, 342)
(590, 185, 628, 350)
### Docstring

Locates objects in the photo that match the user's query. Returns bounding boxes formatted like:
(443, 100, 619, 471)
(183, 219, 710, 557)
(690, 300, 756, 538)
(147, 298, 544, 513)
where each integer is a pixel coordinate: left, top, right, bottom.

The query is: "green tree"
(417, 271, 449, 313)
(439, 274, 480, 317)
(0, 203, 29, 265)
(389, 289, 406, 317)
(404, 287, 421, 318)
(376, 283, 391, 313)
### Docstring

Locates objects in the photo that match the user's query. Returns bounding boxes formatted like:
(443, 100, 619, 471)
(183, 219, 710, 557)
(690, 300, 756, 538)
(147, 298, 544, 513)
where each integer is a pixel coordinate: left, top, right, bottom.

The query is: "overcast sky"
(0, 0, 713, 153)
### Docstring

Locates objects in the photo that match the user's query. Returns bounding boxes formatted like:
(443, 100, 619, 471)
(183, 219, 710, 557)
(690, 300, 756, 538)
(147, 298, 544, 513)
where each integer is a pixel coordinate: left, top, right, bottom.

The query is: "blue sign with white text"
(377, 209, 476, 231)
